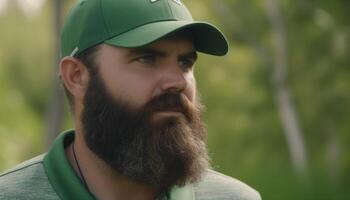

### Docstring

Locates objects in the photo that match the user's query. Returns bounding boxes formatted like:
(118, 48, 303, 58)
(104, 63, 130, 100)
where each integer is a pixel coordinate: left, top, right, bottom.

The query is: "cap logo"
(150, 0, 182, 6)
(171, 0, 182, 5)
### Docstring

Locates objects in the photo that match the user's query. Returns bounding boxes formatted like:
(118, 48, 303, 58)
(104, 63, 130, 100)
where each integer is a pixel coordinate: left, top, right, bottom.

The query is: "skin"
(59, 33, 198, 200)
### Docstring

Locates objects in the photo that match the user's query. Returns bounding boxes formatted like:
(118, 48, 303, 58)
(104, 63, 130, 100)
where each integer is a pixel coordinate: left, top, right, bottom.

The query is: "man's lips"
(159, 107, 183, 112)
(152, 107, 186, 117)
(154, 107, 185, 113)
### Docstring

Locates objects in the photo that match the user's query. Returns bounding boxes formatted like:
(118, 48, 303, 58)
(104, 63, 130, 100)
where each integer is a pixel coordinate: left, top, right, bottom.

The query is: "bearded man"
(0, 0, 261, 199)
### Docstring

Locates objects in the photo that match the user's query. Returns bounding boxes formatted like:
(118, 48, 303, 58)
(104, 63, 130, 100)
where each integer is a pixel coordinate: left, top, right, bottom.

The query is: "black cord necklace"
(72, 142, 89, 189)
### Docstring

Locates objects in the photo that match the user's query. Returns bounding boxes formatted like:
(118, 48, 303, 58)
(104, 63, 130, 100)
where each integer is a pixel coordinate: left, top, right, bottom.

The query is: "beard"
(81, 69, 209, 190)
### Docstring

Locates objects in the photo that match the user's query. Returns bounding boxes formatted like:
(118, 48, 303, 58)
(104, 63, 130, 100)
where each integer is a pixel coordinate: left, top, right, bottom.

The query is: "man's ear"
(59, 56, 90, 102)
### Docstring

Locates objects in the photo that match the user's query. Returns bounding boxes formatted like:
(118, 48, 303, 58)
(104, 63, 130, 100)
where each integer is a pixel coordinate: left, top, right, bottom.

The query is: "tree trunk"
(265, 0, 308, 175)
(212, 0, 309, 175)
(46, 0, 64, 147)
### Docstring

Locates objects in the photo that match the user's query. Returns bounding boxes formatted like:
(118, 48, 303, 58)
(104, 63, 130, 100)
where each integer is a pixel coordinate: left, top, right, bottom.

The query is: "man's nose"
(160, 64, 187, 93)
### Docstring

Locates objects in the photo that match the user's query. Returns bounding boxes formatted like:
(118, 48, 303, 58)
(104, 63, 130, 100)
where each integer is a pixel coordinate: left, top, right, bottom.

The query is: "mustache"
(142, 93, 195, 121)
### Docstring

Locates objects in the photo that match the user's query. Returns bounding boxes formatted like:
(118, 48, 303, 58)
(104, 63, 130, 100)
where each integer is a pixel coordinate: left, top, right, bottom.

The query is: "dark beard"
(81, 69, 209, 190)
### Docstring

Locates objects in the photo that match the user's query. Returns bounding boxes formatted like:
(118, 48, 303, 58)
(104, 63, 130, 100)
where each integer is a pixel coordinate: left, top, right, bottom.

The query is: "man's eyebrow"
(179, 51, 198, 61)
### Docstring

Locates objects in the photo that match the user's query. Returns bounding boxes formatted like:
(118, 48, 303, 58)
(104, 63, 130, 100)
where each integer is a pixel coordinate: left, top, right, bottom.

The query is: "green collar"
(43, 130, 194, 200)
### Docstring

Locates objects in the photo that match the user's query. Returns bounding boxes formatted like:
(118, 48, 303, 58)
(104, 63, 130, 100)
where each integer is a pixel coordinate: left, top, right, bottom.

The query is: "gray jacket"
(0, 155, 261, 200)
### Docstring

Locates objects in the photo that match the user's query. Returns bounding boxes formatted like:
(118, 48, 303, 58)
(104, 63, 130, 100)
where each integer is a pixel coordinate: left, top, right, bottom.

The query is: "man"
(0, 0, 261, 199)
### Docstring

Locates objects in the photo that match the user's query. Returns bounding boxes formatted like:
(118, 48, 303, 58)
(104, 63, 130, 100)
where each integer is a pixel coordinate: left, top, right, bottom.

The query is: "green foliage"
(0, 0, 349, 199)
(0, 1, 53, 169)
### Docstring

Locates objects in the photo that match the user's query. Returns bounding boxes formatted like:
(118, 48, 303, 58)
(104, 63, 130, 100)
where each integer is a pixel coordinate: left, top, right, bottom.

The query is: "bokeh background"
(0, 0, 349, 199)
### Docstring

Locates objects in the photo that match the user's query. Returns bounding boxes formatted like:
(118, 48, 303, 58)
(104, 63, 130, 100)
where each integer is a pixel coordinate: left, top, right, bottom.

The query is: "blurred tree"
(45, 0, 64, 146)
(265, 0, 308, 175)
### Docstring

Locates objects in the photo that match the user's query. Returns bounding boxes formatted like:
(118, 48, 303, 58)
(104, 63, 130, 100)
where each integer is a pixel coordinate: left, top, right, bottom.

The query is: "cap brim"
(105, 21, 229, 56)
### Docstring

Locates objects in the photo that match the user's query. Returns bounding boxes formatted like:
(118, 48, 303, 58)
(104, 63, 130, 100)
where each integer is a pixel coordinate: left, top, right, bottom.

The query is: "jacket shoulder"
(0, 154, 59, 200)
(0, 154, 44, 176)
(194, 169, 261, 200)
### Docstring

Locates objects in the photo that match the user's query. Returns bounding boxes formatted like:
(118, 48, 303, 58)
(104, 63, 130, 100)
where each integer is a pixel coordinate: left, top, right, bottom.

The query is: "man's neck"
(65, 132, 161, 200)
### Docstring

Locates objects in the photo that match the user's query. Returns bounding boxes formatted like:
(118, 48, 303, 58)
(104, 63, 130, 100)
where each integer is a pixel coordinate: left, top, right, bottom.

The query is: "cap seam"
(99, 0, 111, 36)
(104, 19, 178, 42)
(165, 0, 174, 18)
(89, 19, 180, 49)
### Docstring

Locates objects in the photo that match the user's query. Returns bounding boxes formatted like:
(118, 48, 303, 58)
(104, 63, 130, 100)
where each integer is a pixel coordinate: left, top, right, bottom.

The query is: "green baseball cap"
(61, 0, 229, 58)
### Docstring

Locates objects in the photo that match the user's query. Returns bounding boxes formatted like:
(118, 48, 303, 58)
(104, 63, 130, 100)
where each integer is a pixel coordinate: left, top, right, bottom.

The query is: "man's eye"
(179, 59, 194, 70)
(136, 55, 156, 64)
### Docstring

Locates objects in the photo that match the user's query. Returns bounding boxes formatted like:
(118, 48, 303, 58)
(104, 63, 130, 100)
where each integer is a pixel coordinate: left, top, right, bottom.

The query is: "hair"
(61, 45, 100, 109)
